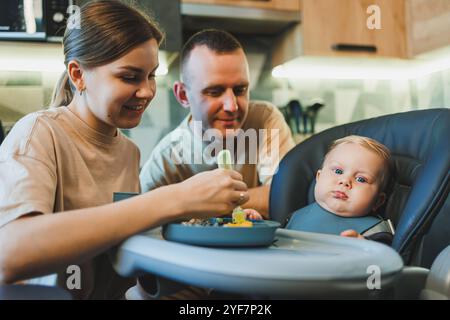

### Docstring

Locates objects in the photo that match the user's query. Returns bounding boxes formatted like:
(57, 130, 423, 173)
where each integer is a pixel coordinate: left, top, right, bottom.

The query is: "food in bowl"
(224, 220, 253, 227)
(181, 217, 254, 227)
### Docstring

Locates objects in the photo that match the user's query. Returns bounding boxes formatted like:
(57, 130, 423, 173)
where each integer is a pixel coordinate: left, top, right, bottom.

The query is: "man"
(140, 29, 295, 218)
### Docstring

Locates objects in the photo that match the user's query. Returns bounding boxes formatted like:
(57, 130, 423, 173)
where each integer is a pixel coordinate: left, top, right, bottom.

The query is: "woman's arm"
(0, 169, 248, 284)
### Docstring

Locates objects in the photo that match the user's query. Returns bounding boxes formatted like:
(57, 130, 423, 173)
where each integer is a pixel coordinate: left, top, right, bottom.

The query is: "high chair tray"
(113, 228, 403, 298)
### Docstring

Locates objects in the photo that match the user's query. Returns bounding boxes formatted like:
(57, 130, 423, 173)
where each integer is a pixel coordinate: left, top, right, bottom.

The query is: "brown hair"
(51, 0, 164, 107)
(180, 29, 242, 81)
(325, 135, 392, 191)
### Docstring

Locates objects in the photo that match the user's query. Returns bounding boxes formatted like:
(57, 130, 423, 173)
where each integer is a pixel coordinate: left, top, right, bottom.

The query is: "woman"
(0, 1, 248, 299)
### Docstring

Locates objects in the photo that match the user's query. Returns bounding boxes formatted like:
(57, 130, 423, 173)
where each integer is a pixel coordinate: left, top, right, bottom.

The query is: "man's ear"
(173, 81, 190, 109)
(373, 192, 386, 211)
(67, 60, 84, 91)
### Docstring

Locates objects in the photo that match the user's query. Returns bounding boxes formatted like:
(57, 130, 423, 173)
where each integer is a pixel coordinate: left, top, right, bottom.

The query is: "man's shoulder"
(248, 100, 283, 118)
(245, 100, 284, 128)
(249, 100, 277, 112)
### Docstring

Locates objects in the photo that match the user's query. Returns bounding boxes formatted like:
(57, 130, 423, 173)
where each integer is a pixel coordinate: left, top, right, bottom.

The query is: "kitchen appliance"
(0, 0, 74, 42)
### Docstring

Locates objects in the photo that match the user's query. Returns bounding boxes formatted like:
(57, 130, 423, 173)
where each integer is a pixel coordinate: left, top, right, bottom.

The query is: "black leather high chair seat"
(0, 120, 5, 145)
(270, 108, 450, 267)
(0, 284, 72, 300)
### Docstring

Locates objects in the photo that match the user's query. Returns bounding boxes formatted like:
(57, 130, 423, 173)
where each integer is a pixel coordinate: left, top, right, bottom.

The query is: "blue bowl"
(162, 218, 280, 248)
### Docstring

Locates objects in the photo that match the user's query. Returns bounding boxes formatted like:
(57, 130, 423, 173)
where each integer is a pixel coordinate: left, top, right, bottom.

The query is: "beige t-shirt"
(140, 101, 295, 192)
(0, 106, 140, 299)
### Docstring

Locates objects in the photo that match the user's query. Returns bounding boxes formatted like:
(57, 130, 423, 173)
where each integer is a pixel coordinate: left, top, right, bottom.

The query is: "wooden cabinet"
(182, 0, 301, 12)
(407, 0, 450, 57)
(302, 0, 450, 58)
(181, 0, 301, 35)
(182, 0, 450, 62)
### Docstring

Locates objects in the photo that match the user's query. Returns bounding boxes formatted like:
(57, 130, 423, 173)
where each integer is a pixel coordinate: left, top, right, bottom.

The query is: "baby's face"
(314, 143, 385, 217)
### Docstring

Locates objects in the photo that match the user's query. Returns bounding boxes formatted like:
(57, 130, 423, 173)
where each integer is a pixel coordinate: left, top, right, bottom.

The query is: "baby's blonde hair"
(325, 135, 392, 191)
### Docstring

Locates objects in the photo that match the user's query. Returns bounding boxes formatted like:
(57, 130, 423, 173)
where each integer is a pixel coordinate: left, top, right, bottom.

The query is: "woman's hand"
(175, 169, 249, 219)
(340, 229, 365, 239)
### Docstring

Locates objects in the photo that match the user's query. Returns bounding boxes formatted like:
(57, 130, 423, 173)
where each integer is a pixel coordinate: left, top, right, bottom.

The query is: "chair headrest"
(270, 108, 450, 259)
(0, 120, 4, 146)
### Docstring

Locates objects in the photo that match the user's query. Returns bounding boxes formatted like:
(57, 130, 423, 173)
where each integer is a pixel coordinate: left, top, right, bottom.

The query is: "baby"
(287, 135, 394, 244)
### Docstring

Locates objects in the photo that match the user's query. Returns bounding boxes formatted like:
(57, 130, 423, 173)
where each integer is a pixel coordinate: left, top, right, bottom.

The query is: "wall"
(1, 41, 449, 166)
(270, 68, 450, 135)
(267, 45, 450, 137)
(0, 67, 183, 167)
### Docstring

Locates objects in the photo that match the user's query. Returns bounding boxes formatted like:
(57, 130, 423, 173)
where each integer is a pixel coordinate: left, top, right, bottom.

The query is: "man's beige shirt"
(140, 101, 295, 192)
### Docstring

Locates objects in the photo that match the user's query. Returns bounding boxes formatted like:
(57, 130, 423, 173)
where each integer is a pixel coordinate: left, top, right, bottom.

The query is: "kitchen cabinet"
(182, 0, 301, 12)
(182, 0, 450, 65)
(181, 0, 301, 35)
(302, 0, 450, 58)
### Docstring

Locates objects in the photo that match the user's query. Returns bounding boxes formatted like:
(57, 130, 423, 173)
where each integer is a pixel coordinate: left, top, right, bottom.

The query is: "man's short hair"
(325, 135, 393, 192)
(180, 29, 243, 79)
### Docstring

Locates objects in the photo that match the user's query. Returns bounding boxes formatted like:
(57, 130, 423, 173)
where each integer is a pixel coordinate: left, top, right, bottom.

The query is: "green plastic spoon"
(217, 149, 247, 224)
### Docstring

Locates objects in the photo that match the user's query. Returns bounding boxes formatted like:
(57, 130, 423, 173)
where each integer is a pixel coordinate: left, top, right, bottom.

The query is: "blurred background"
(0, 0, 449, 165)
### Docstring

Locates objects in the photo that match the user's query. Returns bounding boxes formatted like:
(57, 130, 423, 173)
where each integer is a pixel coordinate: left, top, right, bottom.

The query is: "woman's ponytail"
(50, 71, 73, 108)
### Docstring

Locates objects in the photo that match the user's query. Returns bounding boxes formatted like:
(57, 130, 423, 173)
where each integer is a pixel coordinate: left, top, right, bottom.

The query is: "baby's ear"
(373, 192, 386, 211)
(316, 169, 322, 181)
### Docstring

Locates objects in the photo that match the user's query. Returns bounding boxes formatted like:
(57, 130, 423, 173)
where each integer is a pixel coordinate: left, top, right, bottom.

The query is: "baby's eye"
(334, 168, 343, 175)
(356, 176, 367, 183)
